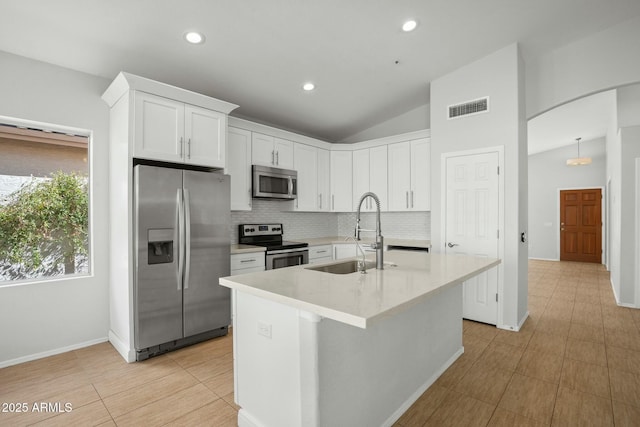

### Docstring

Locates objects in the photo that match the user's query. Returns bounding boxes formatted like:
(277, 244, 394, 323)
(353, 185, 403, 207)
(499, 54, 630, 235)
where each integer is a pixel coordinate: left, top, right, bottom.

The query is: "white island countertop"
(220, 251, 500, 328)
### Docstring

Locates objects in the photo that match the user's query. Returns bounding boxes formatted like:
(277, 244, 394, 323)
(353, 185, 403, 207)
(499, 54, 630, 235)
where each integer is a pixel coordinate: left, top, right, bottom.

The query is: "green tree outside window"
(0, 171, 89, 281)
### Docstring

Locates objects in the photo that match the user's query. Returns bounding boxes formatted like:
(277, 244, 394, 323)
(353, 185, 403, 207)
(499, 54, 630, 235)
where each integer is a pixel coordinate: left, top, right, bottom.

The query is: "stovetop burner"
(238, 223, 308, 252)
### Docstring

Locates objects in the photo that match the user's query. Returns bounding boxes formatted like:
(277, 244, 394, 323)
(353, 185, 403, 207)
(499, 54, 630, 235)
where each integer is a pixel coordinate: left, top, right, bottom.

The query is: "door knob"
(447, 242, 459, 248)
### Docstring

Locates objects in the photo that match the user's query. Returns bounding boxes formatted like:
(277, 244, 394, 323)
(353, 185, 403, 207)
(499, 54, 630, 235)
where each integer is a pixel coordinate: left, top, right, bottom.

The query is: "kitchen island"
(220, 251, 500, 427)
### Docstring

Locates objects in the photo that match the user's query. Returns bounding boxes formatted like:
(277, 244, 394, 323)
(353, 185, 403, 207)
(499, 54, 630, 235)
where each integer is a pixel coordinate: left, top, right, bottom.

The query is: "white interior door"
(445, 151, 499, 325)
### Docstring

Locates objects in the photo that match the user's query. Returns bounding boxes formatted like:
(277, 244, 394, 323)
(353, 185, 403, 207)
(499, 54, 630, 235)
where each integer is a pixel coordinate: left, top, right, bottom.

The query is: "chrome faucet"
(355, 192, 384, 270)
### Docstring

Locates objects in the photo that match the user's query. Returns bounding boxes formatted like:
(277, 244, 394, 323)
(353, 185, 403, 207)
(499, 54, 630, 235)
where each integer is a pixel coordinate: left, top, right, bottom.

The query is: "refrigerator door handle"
(177, 189, 184, 290)
(183, 188, 192, 289)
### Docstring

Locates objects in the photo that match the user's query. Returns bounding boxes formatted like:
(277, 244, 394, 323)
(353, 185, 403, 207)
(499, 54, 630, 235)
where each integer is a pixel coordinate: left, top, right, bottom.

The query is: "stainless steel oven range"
(239, 224, 308, 270)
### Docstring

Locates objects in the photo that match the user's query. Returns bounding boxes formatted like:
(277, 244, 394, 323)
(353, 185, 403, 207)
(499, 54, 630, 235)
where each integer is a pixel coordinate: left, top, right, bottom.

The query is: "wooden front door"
(560, 189, 602, 263)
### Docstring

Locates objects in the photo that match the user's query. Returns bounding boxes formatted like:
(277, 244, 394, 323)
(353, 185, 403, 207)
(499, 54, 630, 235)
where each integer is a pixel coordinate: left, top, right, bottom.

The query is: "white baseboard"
(382, 346, 464, 427)
(238, 408, 267, 427)
(528, 257, 559, 261)
(108, 330, 135, 363)
(0, 337, 108, 369)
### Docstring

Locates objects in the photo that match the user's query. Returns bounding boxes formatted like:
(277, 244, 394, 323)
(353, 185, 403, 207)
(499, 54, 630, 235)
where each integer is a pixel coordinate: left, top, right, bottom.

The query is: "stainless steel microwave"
(252, 165, 297, 200)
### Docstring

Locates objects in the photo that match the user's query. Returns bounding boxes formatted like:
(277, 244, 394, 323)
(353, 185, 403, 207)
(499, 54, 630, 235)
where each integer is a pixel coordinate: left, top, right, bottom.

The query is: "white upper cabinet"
(252, 132, 294, 169)
(410, 138, 430, 211)
(274, 138, 294, 169)
(330, 151, 353, 212)
(317, 148, 330, 212)
(134, 91, 227, 168)
(134, 92, 183, 163)
(293, 143, 319, 211)
(227, 127, 252, 211)
(185, 105, 226, 168)
(352, 146, 387, 212)
(388, 138, 430, 211)
(293, 144, 330, 212)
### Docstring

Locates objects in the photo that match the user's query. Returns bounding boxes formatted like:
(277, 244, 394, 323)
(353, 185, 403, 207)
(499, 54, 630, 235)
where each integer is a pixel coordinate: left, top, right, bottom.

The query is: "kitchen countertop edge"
(221, 252, 500, 329)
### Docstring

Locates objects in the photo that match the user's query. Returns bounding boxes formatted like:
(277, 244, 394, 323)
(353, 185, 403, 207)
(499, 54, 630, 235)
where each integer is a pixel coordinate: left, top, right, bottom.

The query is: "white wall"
(0, 51, 111, 366)
(604, 84, 640, 307)
(430, 43, 527, 330)
(619, 126, 640, 305)
(526, 15, 640, 120)
(340, 103, 431, 144)
(528, 138, 607, 260)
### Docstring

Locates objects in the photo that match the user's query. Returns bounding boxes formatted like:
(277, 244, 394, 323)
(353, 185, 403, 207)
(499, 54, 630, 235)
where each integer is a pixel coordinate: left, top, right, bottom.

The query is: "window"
(0, 119, 90, 284)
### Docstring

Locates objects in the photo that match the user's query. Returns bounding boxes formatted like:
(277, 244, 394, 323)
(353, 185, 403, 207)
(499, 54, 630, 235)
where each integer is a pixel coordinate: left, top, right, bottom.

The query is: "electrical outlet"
(257, 321, 272, 339)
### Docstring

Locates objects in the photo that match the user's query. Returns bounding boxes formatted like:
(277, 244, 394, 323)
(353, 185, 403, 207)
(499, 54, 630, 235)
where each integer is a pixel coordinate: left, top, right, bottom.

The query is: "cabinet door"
(333, 244, 357, 260)
(185, 105, 226, 168)
(369, 145, 388, 212)
(388, 142, 411, 211)
(352, 149, 370, 211)
(252, 133, 276, 166)
(274, 138, 294, 169)
(410, 138, 430, 210)
(228, 127, 252, 211)
(293, 143, 318, 211)
(330, 151, 353, 212)
(317, 148, 330, 212)
(134, 92, 184, 163)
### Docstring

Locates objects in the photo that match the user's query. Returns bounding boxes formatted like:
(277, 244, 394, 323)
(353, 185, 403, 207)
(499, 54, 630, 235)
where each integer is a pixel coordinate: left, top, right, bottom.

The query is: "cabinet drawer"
(231, 252, 265, 271)
(309, 245, 332, 260)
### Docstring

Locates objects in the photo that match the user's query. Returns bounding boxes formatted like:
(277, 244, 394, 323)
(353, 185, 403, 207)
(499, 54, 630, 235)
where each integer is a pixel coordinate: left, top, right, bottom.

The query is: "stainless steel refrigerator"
(133, 164, 230, 360)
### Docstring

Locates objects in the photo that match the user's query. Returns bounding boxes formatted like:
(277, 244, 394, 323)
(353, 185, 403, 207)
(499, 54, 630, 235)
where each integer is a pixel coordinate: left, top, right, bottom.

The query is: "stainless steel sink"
(305, 259, 376, 274)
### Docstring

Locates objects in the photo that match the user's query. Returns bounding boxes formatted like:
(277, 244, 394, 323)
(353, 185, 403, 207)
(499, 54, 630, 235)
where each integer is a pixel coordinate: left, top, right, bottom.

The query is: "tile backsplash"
(230, 199, 430, 243)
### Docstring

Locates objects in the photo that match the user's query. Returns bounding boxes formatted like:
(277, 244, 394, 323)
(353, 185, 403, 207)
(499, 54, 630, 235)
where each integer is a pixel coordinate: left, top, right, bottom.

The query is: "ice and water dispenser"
(147, 229, 174, 264)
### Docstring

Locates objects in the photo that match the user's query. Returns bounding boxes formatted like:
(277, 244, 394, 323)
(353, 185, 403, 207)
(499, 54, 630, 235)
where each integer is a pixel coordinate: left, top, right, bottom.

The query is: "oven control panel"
(240, 223, 283, 237)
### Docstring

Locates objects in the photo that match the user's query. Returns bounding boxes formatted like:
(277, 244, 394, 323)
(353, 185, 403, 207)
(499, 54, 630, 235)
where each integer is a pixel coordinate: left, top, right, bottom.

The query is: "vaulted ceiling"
(1, 1, 639, 143)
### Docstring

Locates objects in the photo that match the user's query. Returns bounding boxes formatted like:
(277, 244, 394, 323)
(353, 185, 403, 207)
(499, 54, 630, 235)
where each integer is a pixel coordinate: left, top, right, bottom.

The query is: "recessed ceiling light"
(302, 82, 315, 91)
(402, 20, 417, 32)
(184, 31, 205, 44)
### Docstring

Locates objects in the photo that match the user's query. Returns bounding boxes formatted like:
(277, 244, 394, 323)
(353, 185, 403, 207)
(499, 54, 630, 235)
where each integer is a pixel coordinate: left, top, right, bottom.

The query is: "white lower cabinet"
(230, 251, 265, 323)
(308, 245, 333, 264)
(231, 252, 265, 275)
(333, 243, 357, 260)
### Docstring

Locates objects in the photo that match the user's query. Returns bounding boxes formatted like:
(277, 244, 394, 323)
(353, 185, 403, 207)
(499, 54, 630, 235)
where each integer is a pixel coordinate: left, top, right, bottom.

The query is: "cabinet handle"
(411, 190, 414, 208)
(316, 250, 328, 254)
(248, 189, 252, 207)
(240, 258, 257, 263)
(406, 191, 409, 208)
(180, 137, 184, 156)
(187, 138, 191, 159)
(272, 150, 275, 165)
(276, 151, 279, 165)
(318, 194, 322, 209)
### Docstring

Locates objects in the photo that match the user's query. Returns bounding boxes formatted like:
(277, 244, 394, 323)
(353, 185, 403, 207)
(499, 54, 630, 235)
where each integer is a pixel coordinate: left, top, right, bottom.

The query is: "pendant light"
(566, 137, 592, 166)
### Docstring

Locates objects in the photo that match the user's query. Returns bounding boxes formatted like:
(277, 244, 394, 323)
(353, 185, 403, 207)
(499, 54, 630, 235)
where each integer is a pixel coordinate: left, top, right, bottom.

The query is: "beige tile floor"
(397, 260, 640, 427)
(1, 260, 639, 426)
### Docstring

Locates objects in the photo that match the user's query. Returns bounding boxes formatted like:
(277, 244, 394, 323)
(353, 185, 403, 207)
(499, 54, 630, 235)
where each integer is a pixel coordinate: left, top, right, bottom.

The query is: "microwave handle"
(288, 176, 293, 197)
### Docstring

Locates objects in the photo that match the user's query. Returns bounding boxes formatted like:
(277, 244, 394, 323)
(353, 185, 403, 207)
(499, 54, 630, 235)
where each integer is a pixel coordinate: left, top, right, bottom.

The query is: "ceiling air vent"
(448, 97, 489, 119)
